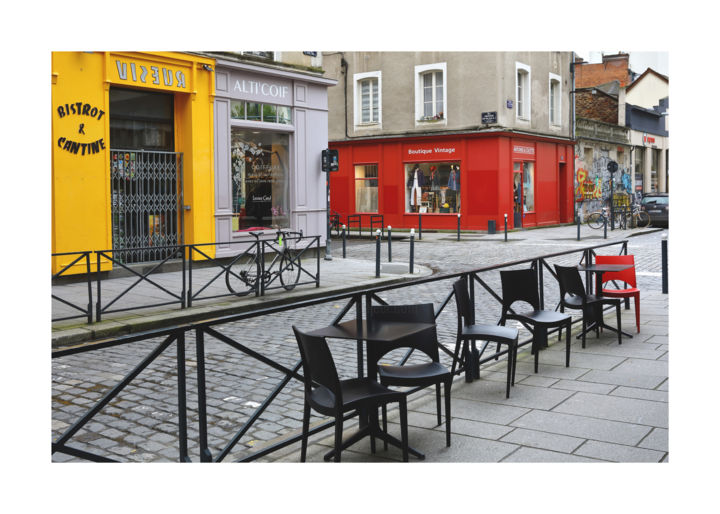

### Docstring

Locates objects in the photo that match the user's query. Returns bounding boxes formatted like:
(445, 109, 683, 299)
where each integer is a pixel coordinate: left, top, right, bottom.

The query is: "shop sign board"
(229, 70, 293, 106)
(404, 143, 459, 160)
(54, 100, 107, 156)
(512, 144, 535, 158)
(112, 58, 188, 91)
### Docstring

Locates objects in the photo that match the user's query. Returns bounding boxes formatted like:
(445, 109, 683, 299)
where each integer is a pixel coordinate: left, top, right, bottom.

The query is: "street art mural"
(574, 147, 632, 219)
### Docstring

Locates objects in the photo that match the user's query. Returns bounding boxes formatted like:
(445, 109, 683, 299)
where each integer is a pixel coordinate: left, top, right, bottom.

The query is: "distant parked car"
(641, 193, 668, 227)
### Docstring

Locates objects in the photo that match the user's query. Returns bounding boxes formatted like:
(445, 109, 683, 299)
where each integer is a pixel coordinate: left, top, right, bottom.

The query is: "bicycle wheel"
(225, 252, 259, 296)
(635, 211, 651, 228)
(613, 212, 626, 230)
(586, 212, 605, 229)
(279, 249, 301, 291)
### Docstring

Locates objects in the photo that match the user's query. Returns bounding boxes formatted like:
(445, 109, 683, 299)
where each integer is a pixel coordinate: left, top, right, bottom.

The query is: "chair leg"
(369, 408, 377, 454)
(616, 303, 622, 345)
(565, 320, 571, 367)
(511, 339, 518, 385)
(445, 380, 452, 446)
(334, 415, 343, 463)
(399, 398, 409, 462)
(300, 402, 310, 462)
(382, 404, 388, 451)
(435, 383, 442, 426)
(635, 293, 641, 333)
(505, 343, 512, 398)
(581, 317, 586, 349)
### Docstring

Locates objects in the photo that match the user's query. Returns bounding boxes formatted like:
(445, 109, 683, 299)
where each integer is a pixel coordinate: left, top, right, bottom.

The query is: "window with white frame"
(549, 73, 561, 126)
(415, 63, 447, 122)
(353, 71, 381, 127)
(515, 62, 531, 121)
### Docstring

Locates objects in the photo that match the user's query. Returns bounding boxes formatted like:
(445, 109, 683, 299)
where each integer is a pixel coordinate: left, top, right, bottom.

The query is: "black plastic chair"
(554, 264, 623, 348)
(452, 278, 519, 398)
(368, 304, 452, 447)
(292, 326, 409, 462)
(500, 267, 572, 373)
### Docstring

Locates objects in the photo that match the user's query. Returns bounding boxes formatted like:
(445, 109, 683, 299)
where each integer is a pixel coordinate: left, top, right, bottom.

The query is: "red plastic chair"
(594, 255, 641, 333)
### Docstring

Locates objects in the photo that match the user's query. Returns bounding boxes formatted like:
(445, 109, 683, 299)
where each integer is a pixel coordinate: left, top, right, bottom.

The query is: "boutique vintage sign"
(405, 145, 458, 159)
(55, 101, 107, 156)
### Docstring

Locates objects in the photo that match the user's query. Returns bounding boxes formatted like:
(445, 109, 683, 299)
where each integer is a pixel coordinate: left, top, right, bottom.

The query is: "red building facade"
(330, 132, 575, 231)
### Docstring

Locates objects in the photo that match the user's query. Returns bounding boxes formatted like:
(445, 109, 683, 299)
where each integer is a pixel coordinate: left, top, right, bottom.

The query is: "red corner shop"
(329, 132, 575, 231)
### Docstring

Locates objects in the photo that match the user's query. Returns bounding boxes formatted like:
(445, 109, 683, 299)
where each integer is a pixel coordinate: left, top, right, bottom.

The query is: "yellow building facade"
(51, 52, 216, 273)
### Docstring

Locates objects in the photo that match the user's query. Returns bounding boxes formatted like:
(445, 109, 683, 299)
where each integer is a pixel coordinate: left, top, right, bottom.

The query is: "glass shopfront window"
(355, 164, 378, 212)
(230, 128, 290, 230)
(523, 162, 535, 212)
(405, 161, 460, 213)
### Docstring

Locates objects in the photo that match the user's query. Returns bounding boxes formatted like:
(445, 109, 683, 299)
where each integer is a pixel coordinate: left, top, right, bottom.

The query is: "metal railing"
(52, 239, 630, 463)
(52, 251, 93, 324)
(52, 234, 321, 324)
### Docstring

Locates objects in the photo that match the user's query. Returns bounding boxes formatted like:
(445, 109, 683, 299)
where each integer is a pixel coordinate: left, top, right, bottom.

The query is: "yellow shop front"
(51, 51, 215, 274)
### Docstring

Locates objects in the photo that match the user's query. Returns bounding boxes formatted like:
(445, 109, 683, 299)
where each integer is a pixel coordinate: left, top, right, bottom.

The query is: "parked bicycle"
(225, 230, 302, 296)
(586, 204, 651, 230)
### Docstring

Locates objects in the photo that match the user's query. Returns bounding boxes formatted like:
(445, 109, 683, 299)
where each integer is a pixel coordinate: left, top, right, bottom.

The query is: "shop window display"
(405, 162, 460, 213)
(230, 128, 290, 230)
(355, 164, 378, 212)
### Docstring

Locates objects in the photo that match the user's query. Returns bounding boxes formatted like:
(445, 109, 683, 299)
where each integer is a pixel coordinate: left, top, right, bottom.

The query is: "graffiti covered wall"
(574, 145, 632, 219)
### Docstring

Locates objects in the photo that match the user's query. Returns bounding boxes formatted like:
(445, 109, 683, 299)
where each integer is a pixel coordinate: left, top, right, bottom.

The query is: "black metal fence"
(52, 239, 630, 463)
(52, 233, 321, 324)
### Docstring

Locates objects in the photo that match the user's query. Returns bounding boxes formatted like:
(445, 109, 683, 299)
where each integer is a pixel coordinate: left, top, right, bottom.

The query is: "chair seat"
(460, 323, 518, 344)
(378, 361, 451, 387)
(601, 287, 640, 296)
(310, 378, 403, 413)
(562, 294, 621, 309)
(511, 309, 570, 326)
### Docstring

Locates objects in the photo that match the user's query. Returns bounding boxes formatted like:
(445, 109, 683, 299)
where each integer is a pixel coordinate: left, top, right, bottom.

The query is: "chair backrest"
(500, 268, 540, 313)
(292, 326, 341, 405)
(452, 278, 474, 327)
(368, 303, 439, 367)
(554, 265, 587, 300)
(594, 254, 637, 288)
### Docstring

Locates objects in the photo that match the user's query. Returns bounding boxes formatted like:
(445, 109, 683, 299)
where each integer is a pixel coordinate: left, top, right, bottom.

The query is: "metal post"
(504, 213, 508, 242)
(418, 213, 422, 240)
(387, 226, 392, 262)
(375, 229, 381, 278)
(457, 214, 461, 241)
(409, 228, 415, 274)
(577, 215, 581, 241)
(324, 171, 332, 260)
(662, 237, 668, 294)
(341, 225, 346, 259)
(603, 214, 608, 239)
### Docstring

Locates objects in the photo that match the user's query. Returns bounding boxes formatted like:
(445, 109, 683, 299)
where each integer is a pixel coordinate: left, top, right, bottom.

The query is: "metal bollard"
(457, 214, 461, 241)
(504, 213, 508, 242)
(409, 228, 415, 274)
(387, 226, 392, 262)
(341, 225, 346, 259)
(577, 215, 581, 241)
(661, 237, 668, 294)
(375, 229, 381, 278)
(604, 215, 608, 239)
(418, 213, 422, 240)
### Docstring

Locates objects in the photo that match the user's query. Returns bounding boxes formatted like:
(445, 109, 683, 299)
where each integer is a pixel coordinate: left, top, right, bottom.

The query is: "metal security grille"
(110, 149, 184, 264)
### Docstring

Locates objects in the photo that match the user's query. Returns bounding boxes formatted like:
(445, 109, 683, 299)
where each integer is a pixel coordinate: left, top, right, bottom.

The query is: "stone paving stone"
(638, 427, 668, 452)
(574, 440, 665, 462)
(449, 417, 515, 440)
(612, 358, 668, 378)
(417, 397, 528, 425)
(610, 386, 668, 403)
(511, 409, 651, 446)
(517, 375, 559, 388)
(500, 427, 586, 453)
(578, 369, 666, 389)
(552, 392, 668, 428)
(549, 379, 616, 394)
(502, 447, 600, 462)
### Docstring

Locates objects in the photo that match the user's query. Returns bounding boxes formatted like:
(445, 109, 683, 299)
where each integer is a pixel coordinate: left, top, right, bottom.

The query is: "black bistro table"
(577, 263, 634, 339)
(307, 318, 435, 461)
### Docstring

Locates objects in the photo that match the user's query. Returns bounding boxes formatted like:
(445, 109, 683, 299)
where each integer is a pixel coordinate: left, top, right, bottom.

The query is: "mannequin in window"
(407, 164, 425, 212)
(430, 165, 440, 210)
(447, 165, 460, 211)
